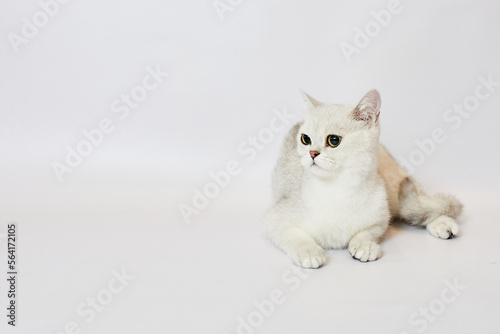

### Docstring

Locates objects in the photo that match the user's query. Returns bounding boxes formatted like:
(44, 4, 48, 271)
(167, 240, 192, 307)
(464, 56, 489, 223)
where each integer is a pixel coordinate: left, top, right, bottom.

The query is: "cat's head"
(296, 90, 382, 178)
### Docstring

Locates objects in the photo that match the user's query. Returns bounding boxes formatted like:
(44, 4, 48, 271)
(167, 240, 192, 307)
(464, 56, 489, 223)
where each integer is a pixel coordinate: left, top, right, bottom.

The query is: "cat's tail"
(397, 177, 463, 238)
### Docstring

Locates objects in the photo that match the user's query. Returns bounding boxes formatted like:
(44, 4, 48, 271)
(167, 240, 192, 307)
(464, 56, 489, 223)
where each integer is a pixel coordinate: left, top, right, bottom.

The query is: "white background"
(1, 1, 500, 333)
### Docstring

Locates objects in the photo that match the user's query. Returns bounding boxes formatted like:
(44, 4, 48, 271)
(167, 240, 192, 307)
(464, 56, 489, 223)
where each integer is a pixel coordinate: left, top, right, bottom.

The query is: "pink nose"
(310, 151, 320, 159)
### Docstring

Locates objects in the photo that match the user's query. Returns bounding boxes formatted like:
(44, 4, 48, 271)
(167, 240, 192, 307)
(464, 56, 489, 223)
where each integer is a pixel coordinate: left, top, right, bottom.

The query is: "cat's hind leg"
(398, 177, 463, 239)
(264, 203, 326, 269)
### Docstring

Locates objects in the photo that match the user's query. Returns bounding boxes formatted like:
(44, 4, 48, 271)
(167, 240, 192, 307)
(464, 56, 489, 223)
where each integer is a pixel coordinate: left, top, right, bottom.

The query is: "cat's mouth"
(309, 163, 332, 177)
(309, 159, 336, 174)
(301, 155, 331, 173)
(310, 161, 324, 170)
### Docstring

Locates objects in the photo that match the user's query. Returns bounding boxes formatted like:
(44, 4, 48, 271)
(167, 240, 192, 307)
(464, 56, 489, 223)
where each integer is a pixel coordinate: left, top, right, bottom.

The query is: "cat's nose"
(309, 151, 320, 159)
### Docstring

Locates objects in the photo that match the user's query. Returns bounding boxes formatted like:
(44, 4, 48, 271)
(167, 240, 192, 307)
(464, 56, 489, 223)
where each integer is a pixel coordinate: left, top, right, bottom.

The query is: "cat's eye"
(327, 135, 342, 148)
(301, 134, 311, 145)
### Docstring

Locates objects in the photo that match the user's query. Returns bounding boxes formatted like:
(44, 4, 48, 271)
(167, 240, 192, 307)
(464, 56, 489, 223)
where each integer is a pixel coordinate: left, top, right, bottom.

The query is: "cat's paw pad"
(291, 244, 326, 269)
(349, 240, 382, 262)
(426, 216, 459, 239)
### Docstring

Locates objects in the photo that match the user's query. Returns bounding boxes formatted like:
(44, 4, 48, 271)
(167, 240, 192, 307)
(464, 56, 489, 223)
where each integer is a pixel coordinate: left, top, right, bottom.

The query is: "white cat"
(264, 90, 463, 268)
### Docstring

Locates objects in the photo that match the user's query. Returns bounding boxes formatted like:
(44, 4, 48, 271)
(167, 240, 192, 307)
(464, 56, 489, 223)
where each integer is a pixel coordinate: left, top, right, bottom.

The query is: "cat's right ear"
(353, 89, 381, 124)
(299, 90, 321, 110)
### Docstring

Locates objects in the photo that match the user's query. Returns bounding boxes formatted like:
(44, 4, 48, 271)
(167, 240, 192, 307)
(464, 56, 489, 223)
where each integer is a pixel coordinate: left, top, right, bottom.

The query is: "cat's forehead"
(302, 104, 358, 133)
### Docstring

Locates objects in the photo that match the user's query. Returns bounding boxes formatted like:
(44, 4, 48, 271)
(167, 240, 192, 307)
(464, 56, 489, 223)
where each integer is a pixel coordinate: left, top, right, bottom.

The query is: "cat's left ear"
(353, 90, 381, 123)
(299, 90, 321, 110)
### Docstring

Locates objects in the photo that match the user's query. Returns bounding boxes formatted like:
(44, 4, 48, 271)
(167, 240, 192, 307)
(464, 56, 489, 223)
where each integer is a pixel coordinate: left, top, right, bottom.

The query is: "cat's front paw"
(349, 240, 382, 262)
(426, 215, 459, 239)
(290, 244, 326, 269)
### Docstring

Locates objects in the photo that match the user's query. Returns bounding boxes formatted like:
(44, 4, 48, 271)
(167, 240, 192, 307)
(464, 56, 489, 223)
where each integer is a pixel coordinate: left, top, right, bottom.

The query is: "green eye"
(327, 135, 342, 148)
(301, 134, 311, 145)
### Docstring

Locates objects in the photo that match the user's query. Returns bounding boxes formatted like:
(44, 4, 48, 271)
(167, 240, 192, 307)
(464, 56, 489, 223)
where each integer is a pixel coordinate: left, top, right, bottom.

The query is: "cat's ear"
(353, 89, 381, 123)
(299, 90, 321, 110)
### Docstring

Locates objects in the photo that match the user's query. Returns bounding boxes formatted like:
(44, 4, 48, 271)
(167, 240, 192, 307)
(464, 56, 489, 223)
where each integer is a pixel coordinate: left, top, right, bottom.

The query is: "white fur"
(264, 90, 463, 268)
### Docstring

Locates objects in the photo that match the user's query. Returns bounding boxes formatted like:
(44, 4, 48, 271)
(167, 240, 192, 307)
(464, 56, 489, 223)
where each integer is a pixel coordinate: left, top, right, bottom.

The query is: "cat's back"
(271, 122, 304, 203)
(377, 144, 409, 216)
